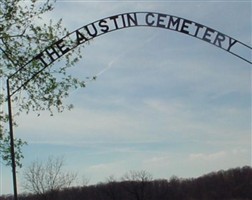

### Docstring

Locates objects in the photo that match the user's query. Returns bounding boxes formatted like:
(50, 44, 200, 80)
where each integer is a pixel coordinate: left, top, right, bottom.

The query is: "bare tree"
(122, 170, 153, 182)
(22, 156, 77, 199)
(100, 175, 121, 200)
(121, 170, 153, 200)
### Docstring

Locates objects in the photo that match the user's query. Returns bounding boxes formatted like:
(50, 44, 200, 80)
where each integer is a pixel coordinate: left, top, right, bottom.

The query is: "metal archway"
(9, 11, 252, 95)
(7, 11, 252, 200)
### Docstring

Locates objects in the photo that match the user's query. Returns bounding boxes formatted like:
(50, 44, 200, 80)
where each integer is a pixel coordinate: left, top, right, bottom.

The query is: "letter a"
(76, 30, 88, 45)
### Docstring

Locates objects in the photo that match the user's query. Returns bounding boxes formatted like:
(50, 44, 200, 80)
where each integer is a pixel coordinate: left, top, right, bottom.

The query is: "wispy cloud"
(189, 151, 227, 162)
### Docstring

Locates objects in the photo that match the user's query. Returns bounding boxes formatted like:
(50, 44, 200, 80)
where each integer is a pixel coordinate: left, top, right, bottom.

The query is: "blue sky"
(1, 0, 251, 195)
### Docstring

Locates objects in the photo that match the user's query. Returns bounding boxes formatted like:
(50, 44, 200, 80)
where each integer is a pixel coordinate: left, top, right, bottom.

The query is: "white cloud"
(84, 160, 133, 183)
(143, 155, 171, 171)
(189, 151, 227, 162)
(186, 149, 250, 176)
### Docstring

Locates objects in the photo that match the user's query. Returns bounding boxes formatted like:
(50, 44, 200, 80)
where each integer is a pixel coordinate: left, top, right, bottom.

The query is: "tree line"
(1, 166, 251, 200)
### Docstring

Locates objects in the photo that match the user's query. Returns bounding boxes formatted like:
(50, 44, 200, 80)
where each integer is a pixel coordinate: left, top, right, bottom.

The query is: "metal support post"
(6, 79, 18, 200)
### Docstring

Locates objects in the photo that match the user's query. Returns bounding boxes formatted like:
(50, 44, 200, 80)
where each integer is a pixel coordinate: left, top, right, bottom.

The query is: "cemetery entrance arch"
(7, 11, 251, 200)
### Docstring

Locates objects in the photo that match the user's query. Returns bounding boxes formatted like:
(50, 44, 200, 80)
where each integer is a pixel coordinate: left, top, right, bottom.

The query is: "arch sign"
(9, 11, 252, 94)
(6, 12, 251, 200)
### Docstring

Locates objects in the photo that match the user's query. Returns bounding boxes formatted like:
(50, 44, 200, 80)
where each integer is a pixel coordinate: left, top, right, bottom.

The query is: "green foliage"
(0, 134, 27, 168)
(0, 0, 85, 167)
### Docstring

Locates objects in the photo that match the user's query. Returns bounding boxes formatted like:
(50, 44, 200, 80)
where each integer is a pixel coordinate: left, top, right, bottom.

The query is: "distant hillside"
(1, 166, 251, 200)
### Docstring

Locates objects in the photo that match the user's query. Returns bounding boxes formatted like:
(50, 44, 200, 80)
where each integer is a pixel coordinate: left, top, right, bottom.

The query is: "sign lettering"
(12, 11, 251, 87)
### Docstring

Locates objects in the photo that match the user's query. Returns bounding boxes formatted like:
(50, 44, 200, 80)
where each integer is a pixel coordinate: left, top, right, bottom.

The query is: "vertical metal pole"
(6, 79, 18, 200)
